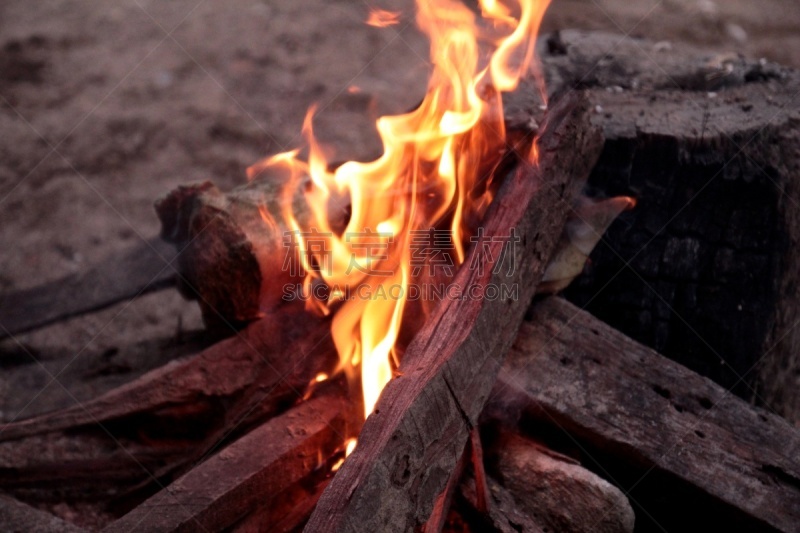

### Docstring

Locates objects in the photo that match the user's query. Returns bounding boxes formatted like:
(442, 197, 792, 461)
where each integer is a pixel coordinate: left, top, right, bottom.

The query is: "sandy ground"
(1, 0, 799, 420)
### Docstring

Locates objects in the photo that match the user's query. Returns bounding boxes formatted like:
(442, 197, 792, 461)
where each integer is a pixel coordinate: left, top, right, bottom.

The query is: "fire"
(250, 0, 551, 422)
(331, 438, 358, 472)
(366, 8, 402, 28)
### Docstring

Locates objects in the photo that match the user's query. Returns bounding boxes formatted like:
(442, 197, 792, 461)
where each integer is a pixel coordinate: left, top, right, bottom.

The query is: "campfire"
(1, 0, 800, 532)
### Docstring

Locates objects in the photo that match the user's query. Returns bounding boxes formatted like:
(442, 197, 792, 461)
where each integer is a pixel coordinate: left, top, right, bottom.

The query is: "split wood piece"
(0, 494, 85, 533)
(0, 237, 177, 340)
(510, 30, 800, 420)
(104, 395, 348, 533)
(457, 473, 543, 533)
(304, 91, 603, 532)
(493, 296, 800, 532)
(486, 430, 635, 533)
(0, 304, 332, 442)
(0, 306, 339, 512)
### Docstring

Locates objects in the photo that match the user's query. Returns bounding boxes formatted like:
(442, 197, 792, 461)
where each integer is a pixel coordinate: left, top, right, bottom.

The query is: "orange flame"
(251, 0, 551, 423)
(366, 8, 402, 28)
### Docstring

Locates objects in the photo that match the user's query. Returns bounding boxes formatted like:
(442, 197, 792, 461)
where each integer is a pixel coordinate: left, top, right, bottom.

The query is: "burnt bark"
(489, 296, 800, 532)
(507, 30, 800, 419)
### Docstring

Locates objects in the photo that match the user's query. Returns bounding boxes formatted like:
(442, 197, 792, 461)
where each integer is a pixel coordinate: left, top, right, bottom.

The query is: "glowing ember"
(366, 8, 402, 28)
(249, 0, 551, 425)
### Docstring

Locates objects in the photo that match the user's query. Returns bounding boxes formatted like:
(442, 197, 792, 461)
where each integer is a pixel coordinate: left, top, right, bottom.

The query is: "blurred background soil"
(1, 0, 798, 421)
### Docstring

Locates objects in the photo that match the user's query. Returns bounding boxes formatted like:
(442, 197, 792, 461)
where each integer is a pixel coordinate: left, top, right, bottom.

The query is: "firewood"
(103, 394, 349, 533)
(154, 172, 349, 332)
(303, 91, 603, 532)
(491, 296, 800, 532)
(0, 304, 333, 442)
(0, 237, 177, 340)
(511, 30, 800, 419)
(486, 430, 635, 533)
(0, 304, 339, 514)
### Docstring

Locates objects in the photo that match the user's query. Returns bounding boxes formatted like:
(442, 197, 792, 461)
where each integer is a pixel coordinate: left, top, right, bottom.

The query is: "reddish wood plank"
(304, 92, 603, 532)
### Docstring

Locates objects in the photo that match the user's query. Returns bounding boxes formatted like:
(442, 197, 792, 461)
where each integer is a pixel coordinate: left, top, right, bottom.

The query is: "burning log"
(303, 91, 603, 532)
(489, 296, 800, 532)
(103, 395, 350, 533)
(513, 30, 800, 420)
(154, 173, 349, 332)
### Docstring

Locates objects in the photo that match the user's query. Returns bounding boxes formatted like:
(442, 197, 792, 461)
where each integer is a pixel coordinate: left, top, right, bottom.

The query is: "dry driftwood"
(510, 30, 800, 419)
(303, 91, 603, 532)
(104, 394, 349, 533)
(0, 237, 177, 340)
(491, 296, 800, 532)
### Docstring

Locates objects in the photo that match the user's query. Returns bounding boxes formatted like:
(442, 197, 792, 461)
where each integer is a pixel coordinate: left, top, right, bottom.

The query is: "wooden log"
(104, 395, 349, 533)
(0, 237, 176, 340)
(154, 172, 349, 333)
(303, 91, 603, 532)
(0, 304, 333, 442)
(485, 430, 635, 533)
(508, 30, 800, 419)
(0, 304, 339, 515)
(491, 296, 800, 532)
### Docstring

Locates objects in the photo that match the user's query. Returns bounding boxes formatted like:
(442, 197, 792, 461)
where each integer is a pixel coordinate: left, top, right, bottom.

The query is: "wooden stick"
(103, 395, 348, 533)
(493, 296, 800, 532)
(304, 91, 603, 532)
(0, 237, 176, 340)
(0, 304, 333, 442)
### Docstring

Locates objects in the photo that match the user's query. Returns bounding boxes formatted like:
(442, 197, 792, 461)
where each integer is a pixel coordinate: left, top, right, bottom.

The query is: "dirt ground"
(1, 0, 799, 422)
